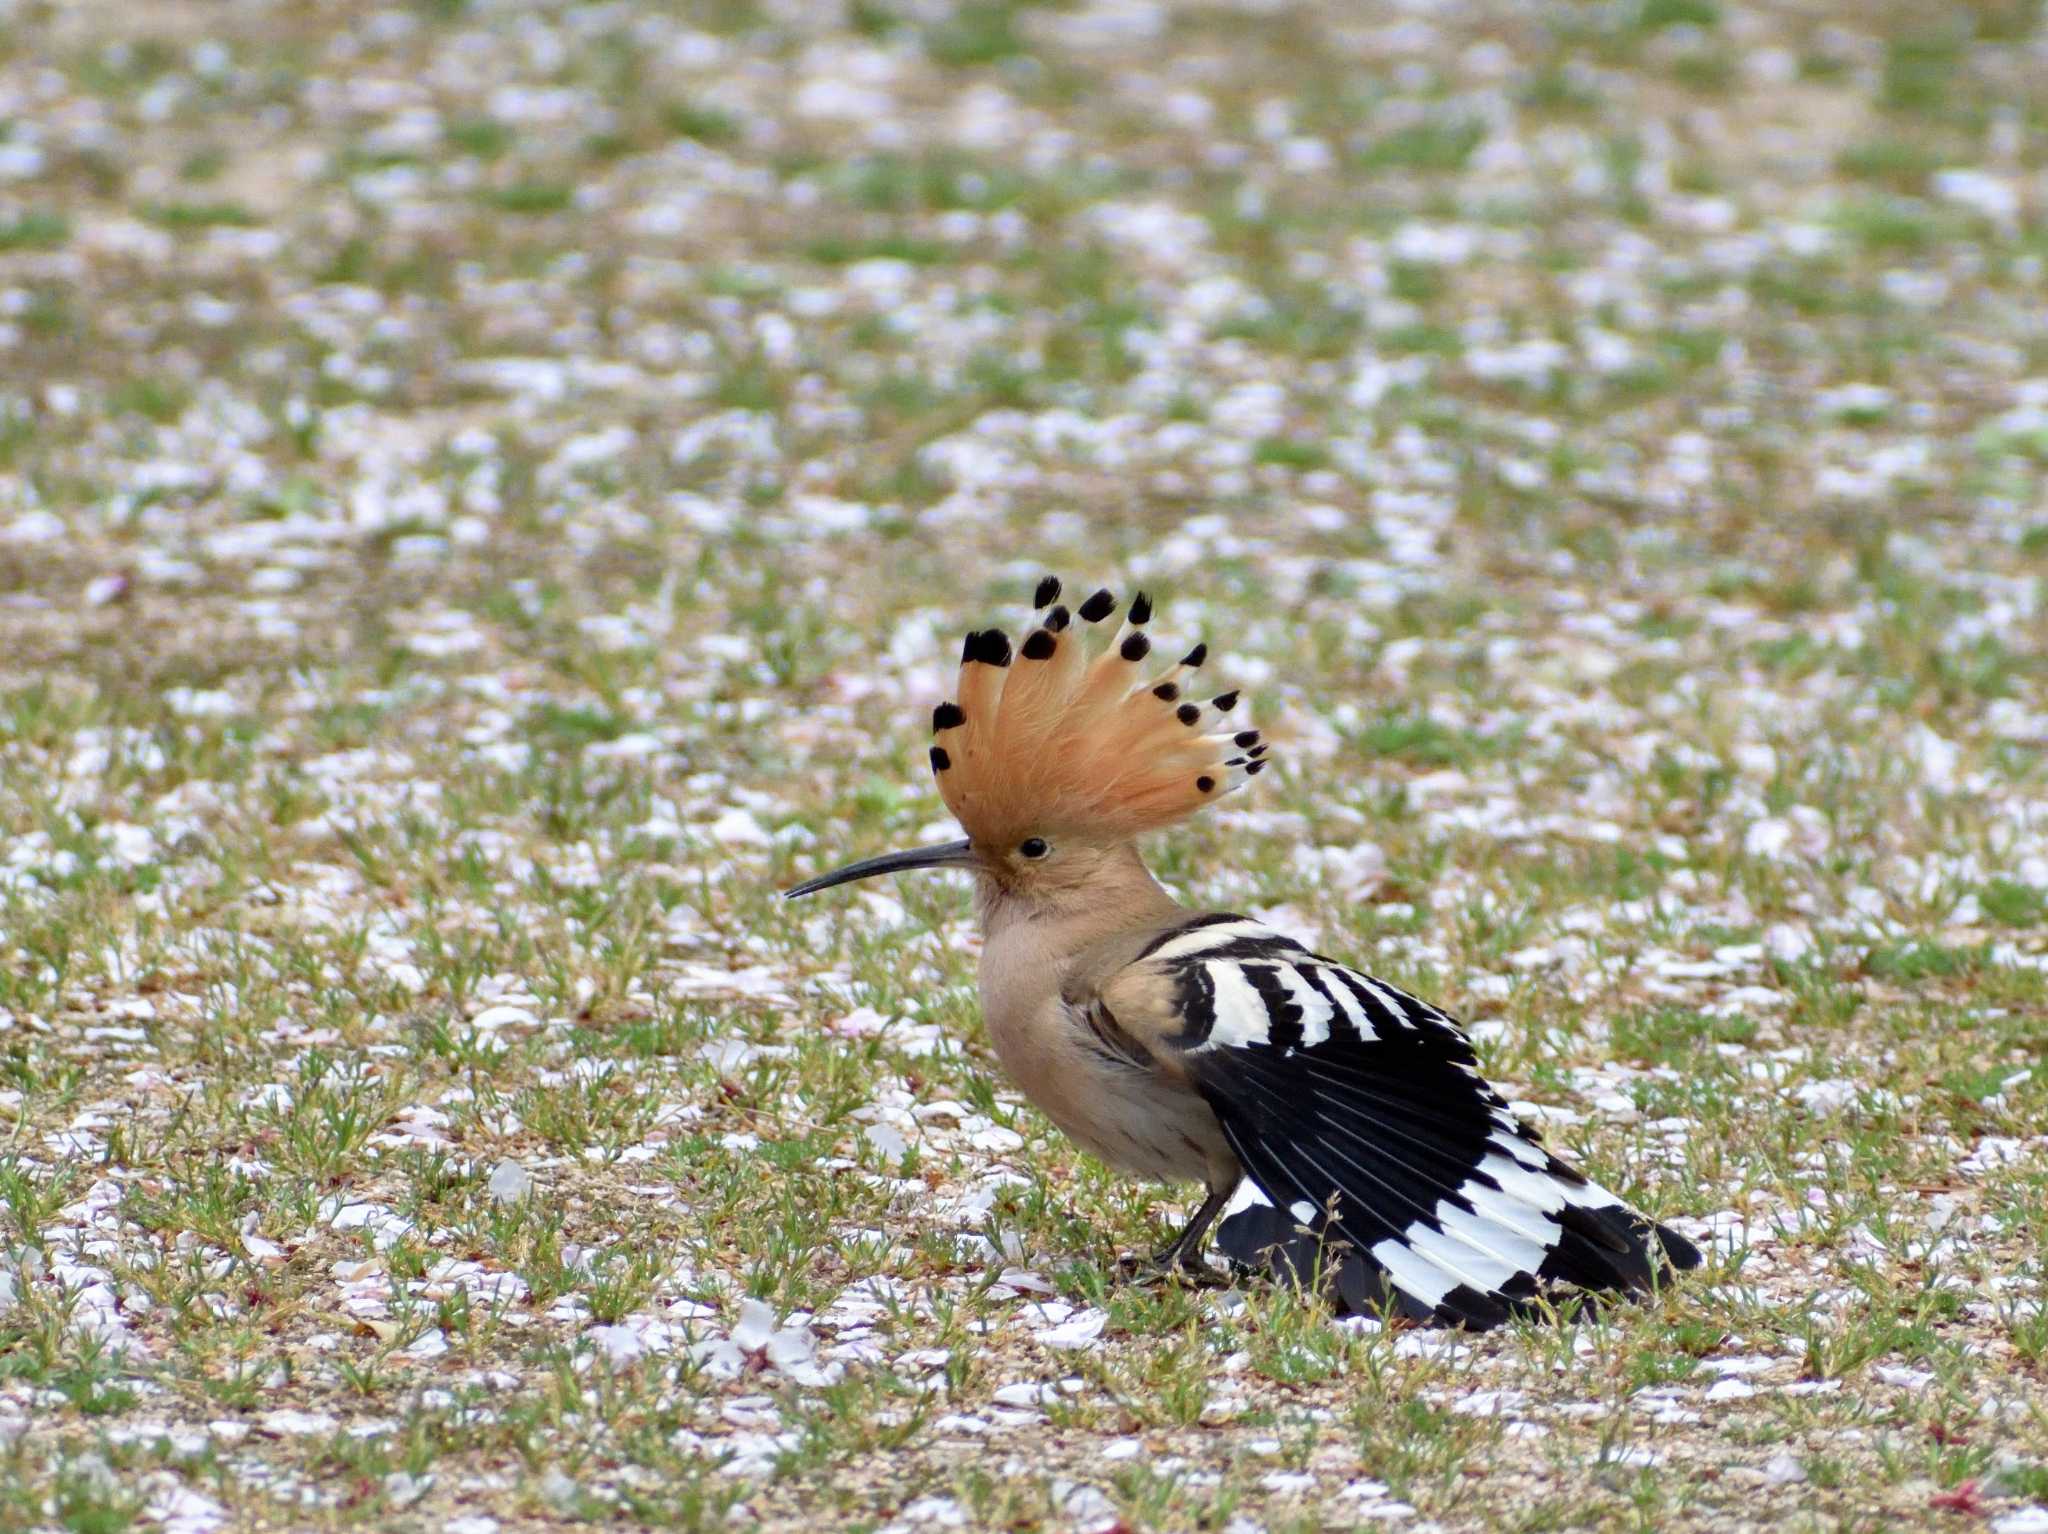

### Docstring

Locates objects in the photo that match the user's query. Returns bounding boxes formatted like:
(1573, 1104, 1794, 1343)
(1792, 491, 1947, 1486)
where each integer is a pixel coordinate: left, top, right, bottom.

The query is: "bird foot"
(1117, 1248, 1225, 1286)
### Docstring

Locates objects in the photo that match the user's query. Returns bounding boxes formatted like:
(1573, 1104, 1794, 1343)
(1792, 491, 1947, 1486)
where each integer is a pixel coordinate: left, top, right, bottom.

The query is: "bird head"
(784, 577, 1268, 903)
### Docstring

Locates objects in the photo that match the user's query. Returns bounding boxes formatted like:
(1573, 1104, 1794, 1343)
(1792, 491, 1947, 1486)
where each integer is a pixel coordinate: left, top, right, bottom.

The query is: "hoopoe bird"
(787, 580, 1701, 1328)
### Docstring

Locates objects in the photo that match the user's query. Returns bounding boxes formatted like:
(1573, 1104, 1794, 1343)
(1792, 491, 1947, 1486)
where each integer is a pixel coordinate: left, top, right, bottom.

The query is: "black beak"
(783, 838, 976, 899)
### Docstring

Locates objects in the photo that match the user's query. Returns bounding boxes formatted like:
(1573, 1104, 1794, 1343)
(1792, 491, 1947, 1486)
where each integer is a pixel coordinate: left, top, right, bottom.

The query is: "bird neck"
(974, 840, 1182, 954)
(973, 842, 1182, 1047)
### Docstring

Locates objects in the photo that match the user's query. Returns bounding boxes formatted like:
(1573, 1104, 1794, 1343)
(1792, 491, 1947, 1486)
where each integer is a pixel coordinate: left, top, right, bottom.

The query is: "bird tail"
(1214, 1172, 1699, 1331)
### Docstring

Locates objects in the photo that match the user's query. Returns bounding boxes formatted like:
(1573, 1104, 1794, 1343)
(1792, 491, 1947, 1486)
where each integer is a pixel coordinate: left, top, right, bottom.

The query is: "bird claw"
(1117, 1249, 1225, 1286)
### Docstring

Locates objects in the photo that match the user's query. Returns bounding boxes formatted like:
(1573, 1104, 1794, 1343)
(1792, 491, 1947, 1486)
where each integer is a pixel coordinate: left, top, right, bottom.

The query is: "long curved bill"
(783, 838, 975, 899)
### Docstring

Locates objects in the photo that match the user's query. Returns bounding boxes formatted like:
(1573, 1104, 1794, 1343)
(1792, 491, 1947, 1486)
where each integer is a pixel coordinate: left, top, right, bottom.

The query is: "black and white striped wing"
(1134, 915, 1700, 1329)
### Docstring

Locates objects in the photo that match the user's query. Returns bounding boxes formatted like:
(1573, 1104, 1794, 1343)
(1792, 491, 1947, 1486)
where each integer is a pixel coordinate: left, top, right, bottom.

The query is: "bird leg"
(1130, 1183, 1234, 1279)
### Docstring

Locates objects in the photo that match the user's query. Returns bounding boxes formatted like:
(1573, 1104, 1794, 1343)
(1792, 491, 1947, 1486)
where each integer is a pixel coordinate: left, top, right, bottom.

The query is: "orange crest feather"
(927, 578, 1268, 847)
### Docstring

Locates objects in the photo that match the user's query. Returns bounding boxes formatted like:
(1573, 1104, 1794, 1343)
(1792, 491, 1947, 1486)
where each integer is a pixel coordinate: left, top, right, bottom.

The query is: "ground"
(1, 0, 2046, 1530)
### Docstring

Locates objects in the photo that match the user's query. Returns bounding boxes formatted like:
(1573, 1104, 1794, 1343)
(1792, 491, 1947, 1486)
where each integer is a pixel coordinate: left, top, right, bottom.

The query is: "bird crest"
(928, 577, 1268, 848)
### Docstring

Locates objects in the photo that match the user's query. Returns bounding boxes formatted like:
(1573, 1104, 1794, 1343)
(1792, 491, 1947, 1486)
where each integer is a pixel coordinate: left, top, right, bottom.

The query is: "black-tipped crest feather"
(927, 577, 1271, 846)
(964, 629, 1012, 667)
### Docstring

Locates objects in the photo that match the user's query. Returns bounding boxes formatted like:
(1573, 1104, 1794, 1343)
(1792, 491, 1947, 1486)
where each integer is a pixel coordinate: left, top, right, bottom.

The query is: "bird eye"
(1018, 837, 1050, 859)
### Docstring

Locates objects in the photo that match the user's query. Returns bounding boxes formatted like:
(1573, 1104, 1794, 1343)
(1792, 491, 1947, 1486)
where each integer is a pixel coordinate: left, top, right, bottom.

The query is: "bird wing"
(1097, 913, 1701, 1328)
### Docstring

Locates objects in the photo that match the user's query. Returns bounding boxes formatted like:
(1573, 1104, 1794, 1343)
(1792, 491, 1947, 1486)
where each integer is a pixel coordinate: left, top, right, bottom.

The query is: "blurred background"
(2, 0, 2044, 610)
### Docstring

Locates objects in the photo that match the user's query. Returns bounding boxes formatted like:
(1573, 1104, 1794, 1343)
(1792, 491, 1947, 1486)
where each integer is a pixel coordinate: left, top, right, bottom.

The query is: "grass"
(0, 0, 2045, 1530)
